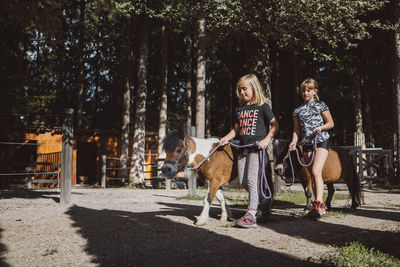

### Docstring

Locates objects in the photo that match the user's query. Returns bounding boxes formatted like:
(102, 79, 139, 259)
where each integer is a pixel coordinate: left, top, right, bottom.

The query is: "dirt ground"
(0, 184, 399, 267)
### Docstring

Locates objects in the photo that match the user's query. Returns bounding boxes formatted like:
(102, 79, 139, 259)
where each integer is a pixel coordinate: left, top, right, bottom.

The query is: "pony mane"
(162, 131, 183, 152)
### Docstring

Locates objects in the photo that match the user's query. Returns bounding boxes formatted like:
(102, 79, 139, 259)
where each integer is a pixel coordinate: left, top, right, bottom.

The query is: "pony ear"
(177, 128, 185, 140)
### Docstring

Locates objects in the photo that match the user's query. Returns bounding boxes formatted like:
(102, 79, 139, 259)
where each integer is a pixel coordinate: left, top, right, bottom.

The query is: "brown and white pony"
(161, 131, 272, 226)
(274, 143, 362, 210)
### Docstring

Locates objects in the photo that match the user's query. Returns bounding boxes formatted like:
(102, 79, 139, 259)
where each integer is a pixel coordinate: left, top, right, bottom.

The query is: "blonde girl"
(220, 74, 279, 228)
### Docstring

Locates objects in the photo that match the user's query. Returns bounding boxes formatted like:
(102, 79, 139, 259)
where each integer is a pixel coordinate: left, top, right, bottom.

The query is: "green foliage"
(0, 0, 396, 150)
(176, 194, 204, 201)
(274, 190, 308, 205)
(273, 190, 349, 206)
(320, 241, 400, 266)
(42, 248, 58, 257)
(389, 187, 400, 194)
(227, 197, 249, 207)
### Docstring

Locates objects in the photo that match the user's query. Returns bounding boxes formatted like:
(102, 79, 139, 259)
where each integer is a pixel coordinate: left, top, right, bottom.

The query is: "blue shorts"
(303, 139, 330, 152)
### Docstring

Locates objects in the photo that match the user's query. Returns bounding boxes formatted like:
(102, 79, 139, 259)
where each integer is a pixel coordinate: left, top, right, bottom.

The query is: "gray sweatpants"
(238, 152, 260, 211)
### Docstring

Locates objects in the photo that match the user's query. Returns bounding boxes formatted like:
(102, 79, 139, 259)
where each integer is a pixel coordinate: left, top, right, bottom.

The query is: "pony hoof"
(220, 217, 228, 222)
(194, 216, 208, 226)
(195, 220, 207, 226)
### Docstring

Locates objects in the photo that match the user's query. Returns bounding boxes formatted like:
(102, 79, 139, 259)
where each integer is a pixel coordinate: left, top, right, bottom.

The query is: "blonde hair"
(236, 74, 267, 106)
(300, 78, 320, 101)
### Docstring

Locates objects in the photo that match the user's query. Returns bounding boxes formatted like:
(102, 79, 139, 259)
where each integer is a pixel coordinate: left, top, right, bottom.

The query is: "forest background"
(1, 0, 400, 185)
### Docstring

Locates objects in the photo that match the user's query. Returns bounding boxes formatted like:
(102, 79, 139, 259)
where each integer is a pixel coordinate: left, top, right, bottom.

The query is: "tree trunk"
(260, 44, 272, 106)
(260, 42, 280, 194)
(227, 44, 233, 131)
(185, 34, 193, 133)
(120, 71, 130, 179)
(362, 73, 374, 148)
(354, 71, 365, 149)
(76, 0, 85, 129)
(394, 0, 400, 181)
(289, 50, 299, 110)
(196, 19, 206, 138)
(16, 29, 25, 90)
(130, 17, 149, 187)
(206, 80, 211, 138)
(158, 24, 168, 158)
(120, 20, 132, 180)
(205, 46, 215, 138)
(270, 41, 280, 116)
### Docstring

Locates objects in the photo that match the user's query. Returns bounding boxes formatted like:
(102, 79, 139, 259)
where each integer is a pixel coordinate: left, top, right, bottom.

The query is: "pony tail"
(347, 148, 363, 208)
(353, 160, 363, 207)
(314, 94, 320, 101)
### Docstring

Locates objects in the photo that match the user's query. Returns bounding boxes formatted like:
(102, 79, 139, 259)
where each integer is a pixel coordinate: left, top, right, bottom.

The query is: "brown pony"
(274, 143, 362, 210)
(161, 131, 273, 225)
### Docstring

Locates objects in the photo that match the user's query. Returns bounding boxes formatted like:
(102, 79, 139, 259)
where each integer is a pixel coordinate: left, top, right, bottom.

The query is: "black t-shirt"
(233, 103, 275, 154)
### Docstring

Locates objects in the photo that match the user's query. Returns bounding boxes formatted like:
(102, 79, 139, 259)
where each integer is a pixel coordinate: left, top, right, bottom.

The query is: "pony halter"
(164, 138, 190, 172)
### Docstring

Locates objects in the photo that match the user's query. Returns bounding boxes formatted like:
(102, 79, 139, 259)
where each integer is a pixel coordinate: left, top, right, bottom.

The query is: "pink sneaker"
(235, 212, 257, 228)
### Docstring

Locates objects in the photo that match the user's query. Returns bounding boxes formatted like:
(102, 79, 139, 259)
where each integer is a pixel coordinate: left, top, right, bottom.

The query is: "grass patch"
(329, 193, 350, 200)
(323, 209, 355, 217)
(325, 210, 345, 216)
(176, 194, 204, 201)
(319, 241, 400, 266)
(389, 188, 400, 194)
(274, 190, 307, 205)
(225, 190, 350, 208)
(228, 197, 249, 207)
(223, 221, 236, 228)
(362, 205, 383, 210)
(273, 190, 350, 206)
(42, 248, 58, 257)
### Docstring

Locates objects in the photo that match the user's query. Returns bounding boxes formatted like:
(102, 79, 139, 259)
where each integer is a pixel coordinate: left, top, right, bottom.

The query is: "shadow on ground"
(0, 227, 10, 267)
(65, 204, 322, 267)
(159, 201, 400, 260)
(0, 189, 86, 203)
(329, 206, 400, 222)
(262, 209, 400, 259)
(2, 189, 399, 266)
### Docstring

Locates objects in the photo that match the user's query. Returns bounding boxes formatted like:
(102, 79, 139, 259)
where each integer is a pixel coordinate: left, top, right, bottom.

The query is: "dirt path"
(1, 186, 399, 266)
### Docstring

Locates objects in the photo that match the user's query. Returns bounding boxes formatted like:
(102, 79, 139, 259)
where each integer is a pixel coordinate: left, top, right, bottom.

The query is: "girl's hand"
(313, 127, 323, 135)
(219, 137, 229, 146)
(289, 142, 297, 151)
(258, 139, 269, 150)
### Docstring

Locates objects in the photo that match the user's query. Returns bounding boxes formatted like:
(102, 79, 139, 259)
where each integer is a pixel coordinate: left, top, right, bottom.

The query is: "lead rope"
(285, 129, 323, 186)
(229, 142, 272, 200)
(258, 147, 272, 199)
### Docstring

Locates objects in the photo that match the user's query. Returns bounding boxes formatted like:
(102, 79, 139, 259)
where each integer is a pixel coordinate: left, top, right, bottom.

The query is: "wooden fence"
(335, 146, 393, 187)
(101, 153, 166, 188)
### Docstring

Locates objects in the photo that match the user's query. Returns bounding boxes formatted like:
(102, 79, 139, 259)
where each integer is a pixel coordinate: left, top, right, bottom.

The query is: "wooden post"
(388, 152, 395, 185)
(185, 126, 196, 194)
(101, 155, 106, 188)
(60, 109, 74, 205)
(188, 126, 196, 137)
(165, 178, 171, 190)
(356, 146, 363, 184)
(57, 167, 60, 188)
